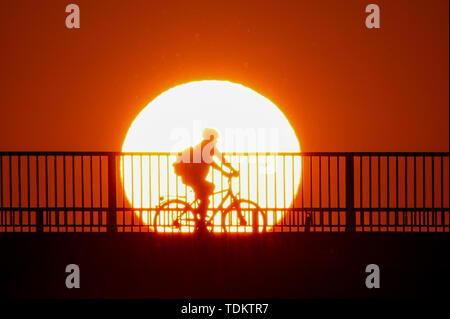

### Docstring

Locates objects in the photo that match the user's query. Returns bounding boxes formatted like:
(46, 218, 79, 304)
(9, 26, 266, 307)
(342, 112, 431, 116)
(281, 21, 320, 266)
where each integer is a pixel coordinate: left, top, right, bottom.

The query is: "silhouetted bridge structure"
(0, 152, 448, 233)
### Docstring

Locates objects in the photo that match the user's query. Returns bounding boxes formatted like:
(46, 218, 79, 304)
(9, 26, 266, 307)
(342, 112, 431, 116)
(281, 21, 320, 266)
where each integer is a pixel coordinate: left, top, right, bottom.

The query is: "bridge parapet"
(0, 152, 448, 232)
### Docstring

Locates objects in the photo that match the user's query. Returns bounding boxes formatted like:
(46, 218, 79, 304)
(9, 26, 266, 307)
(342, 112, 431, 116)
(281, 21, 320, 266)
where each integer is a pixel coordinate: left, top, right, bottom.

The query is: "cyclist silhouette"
(173, 128, 239, 232)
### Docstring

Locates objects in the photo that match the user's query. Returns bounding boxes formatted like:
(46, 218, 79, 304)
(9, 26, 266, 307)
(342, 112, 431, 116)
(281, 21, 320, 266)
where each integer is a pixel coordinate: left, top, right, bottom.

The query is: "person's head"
(202, 128, 219, 144)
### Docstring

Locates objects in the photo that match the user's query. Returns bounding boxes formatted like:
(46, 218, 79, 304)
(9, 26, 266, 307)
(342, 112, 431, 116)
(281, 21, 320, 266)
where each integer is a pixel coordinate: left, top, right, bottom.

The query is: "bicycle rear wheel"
(222, 199, 267, 233)
(153, 199, 196, 233)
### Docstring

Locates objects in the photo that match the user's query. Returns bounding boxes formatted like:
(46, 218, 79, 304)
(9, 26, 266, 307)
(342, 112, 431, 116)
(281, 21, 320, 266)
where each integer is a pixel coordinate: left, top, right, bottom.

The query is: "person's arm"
(213, 146, 238, 176)
(214, 147, 233, 170)
(211, 161, 223, 172)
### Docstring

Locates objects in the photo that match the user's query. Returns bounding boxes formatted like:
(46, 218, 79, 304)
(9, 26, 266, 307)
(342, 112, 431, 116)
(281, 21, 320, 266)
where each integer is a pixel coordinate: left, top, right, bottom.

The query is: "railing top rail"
(0, 151, 449, 156)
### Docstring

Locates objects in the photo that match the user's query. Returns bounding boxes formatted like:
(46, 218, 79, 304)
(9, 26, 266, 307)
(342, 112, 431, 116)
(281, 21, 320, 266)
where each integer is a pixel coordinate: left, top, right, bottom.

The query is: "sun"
(121, 80, 301, 232)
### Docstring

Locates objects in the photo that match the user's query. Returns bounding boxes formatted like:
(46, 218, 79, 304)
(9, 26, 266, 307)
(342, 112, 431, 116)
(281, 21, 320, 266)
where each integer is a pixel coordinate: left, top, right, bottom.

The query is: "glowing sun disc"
(121, 80, 301, 232)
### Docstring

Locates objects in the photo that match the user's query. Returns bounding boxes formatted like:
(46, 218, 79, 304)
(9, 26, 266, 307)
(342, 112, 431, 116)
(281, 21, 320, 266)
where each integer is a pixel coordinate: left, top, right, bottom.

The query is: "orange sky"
(0, 0, 448, 152)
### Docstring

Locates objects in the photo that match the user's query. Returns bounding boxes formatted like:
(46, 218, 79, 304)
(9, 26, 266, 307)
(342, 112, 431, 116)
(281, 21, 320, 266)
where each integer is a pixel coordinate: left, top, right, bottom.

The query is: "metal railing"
(0, 152, 448, 233)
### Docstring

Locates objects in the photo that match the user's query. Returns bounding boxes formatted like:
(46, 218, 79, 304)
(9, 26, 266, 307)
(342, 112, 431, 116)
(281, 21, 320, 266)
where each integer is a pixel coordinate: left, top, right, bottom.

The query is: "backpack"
(173, 145, 209, 178)
(173, 146, 194, 176)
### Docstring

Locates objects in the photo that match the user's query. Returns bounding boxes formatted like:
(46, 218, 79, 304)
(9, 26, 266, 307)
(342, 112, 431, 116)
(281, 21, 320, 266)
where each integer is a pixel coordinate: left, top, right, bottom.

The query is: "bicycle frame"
(187, 179, 239, 223)
(158, 178, 240, 223)
(155, 177, 265, 232)
(207, 184, 239, 221)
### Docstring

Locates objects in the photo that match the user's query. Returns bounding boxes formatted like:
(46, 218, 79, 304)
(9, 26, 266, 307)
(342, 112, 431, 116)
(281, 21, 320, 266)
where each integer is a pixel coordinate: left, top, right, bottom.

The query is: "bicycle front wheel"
(153, 199, 196, 233)
(222, 199, 267, 233)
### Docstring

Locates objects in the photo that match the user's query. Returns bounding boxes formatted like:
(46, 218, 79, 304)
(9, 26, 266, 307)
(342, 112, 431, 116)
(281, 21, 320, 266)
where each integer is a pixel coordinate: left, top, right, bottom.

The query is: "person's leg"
(197, 196, 209, 223)
(195, 181, 214, 231)
(181, 175, 203, 222)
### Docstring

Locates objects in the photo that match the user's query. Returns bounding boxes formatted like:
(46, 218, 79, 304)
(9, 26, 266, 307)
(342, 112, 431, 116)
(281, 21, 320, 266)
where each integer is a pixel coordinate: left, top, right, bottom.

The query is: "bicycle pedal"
(172, 220, 181, 228)
(239, 219, 247, 226)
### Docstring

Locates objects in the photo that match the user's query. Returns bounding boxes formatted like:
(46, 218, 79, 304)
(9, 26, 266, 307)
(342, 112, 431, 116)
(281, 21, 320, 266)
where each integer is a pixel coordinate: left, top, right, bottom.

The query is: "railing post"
(305, 212, 311, 232)
(108, 154, 117, 232)
(252, 210, 259, 233)
(345, 155, 355, 232)
(36, 209, 43, 232)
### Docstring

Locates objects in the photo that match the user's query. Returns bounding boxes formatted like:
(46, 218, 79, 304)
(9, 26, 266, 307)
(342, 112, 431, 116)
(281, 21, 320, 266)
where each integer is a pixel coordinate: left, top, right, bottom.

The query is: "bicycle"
(153, 175, 267, 233)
